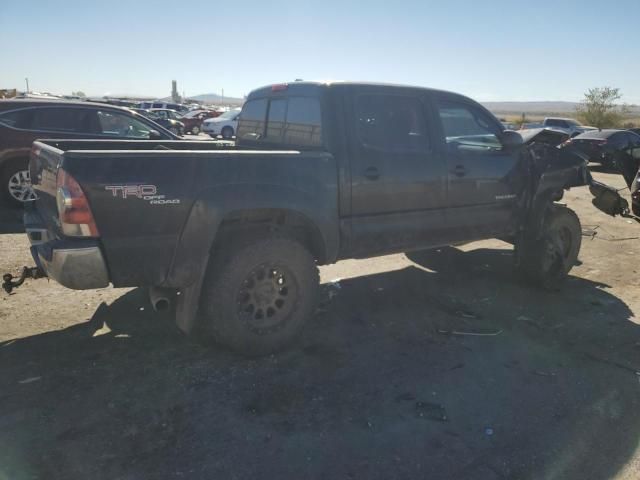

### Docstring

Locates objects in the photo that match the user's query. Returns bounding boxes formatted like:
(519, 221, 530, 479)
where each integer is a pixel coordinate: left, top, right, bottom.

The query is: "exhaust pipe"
(149, 287, 173, 312)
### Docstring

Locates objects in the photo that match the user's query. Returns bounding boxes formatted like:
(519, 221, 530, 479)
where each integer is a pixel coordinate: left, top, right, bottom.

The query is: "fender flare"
(163, 183, 339, 288)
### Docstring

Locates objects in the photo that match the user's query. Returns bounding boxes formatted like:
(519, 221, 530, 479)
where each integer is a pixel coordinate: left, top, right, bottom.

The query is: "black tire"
(170, 126, 179, 135)
(632, 201, 640, 217)
(191, 125, 201, 135)
(516, 205, 582, 290)
(2, 158, 34, 207)
(200, 236, 319, 356)
(221, 126, 234, 139)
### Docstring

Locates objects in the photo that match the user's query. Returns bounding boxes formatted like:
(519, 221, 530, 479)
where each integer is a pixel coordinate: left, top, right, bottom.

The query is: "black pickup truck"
(19, 82, 604, 355)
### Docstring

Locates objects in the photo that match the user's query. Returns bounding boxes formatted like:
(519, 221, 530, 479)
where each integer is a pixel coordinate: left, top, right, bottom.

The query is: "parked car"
(143, 109, 185, 136)
(137, 101, 188, 113)
(542, 117, 597, 137)
(21, 81, 611, 356)
(179, 109, 221, 135)
(565, 129, 640, 170)
(0, 99, 178, 206)
(202, 108, 241, 139)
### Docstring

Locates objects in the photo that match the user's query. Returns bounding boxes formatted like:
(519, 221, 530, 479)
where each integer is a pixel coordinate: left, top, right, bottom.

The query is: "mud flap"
(174, 255, 209, 334)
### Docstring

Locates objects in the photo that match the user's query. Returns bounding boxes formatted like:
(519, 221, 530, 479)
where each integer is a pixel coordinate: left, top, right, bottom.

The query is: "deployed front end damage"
(511, 128, 632, 289)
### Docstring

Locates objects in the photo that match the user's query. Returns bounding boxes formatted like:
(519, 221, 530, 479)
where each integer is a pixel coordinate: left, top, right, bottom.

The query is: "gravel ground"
(1, 170, 639, 480)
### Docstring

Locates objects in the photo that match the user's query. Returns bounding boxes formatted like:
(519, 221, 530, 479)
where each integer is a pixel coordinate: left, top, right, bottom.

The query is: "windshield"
(218, 109, 240, 119)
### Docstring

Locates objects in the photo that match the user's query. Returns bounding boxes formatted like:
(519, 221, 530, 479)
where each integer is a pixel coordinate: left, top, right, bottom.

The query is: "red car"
(180, 110, 221, 135)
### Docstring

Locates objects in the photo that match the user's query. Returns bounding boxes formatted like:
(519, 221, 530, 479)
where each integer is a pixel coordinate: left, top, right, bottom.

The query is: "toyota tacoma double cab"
(18, 82, 604, 355)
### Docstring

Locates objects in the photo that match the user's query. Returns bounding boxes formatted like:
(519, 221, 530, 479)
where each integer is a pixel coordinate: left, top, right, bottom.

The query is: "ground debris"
(18, 376, 41, 384)
(437, 328, 503, 337)
(415, 401, 448, 422)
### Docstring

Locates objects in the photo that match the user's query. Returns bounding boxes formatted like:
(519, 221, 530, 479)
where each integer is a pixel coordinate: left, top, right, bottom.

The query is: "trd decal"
(105, 185, 181, 205)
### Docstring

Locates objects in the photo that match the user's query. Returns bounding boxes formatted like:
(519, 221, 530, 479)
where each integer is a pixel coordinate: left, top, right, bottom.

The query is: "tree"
(576, 87, 627, 128)
(71, 91, 86, 98)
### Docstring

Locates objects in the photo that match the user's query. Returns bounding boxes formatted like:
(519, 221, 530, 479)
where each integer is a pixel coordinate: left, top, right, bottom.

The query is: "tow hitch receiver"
(2, 266, 47, 294)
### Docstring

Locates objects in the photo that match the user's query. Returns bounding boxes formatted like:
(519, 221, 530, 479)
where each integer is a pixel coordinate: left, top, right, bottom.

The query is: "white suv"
(202, 108, 241, 139)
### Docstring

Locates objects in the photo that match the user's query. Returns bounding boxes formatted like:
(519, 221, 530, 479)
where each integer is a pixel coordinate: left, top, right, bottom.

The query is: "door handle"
(451, 165, 466, 177)
(364, 167, 380, 180)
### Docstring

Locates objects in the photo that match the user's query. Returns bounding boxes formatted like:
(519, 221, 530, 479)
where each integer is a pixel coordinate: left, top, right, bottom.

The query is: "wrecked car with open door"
(4, 82, 626, 355)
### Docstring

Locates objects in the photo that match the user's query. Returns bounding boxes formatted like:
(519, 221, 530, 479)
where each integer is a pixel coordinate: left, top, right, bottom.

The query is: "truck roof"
(246, 81, 471, 102)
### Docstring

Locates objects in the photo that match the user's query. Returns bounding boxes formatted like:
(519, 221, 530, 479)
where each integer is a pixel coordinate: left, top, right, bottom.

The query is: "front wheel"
(221, 126, 234, 139)
(200, 236, 319, 356)
(516, 205, 581, 290)
(191, 125, 201, 135)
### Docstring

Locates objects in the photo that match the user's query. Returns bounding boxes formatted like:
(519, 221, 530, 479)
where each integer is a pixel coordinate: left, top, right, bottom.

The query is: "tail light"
(56, 169, 99, 237)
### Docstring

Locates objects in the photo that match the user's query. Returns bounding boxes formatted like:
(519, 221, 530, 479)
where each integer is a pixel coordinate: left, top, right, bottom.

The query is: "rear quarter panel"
(59, 149, 338, 288)
(62, 151, 197, 286)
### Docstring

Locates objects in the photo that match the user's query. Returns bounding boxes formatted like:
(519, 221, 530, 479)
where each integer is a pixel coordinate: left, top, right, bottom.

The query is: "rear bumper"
(25, 209, 110, 290)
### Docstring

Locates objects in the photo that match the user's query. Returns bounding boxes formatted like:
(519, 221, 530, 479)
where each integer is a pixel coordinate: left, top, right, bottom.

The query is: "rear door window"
(0, 109, 33, 129)
(356, 94, 429, 152)
(31, 108, 85, 132)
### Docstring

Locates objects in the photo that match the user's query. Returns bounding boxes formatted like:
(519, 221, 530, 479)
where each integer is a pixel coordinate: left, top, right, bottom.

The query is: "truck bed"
(29, 139, 339, 288)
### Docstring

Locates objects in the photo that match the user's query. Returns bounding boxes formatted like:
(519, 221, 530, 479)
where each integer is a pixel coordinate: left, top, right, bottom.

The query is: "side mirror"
(148, 130, 163, 140)
(500, 130, 524, 150)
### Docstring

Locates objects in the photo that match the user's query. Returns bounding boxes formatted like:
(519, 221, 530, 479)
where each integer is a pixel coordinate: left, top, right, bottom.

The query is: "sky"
(1, 0, 639, 103)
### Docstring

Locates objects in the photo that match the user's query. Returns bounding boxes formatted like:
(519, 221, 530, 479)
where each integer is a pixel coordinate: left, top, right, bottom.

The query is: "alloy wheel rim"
(8, 170, 37, 202)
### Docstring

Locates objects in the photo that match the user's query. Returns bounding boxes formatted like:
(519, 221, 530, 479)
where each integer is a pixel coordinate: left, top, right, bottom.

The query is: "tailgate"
(29, 141, 64, 235)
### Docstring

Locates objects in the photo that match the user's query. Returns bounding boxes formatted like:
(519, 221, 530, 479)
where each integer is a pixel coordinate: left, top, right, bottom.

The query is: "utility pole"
(221, 88, 224, 106)
(25, 77, 29, 94)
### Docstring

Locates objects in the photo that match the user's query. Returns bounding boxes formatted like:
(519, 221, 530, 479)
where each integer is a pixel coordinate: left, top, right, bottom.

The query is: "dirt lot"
(1, 170, 639, 480)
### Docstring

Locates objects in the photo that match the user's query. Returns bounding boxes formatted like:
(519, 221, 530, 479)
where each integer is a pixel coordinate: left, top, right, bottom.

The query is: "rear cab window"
(237, 93, 323, 149)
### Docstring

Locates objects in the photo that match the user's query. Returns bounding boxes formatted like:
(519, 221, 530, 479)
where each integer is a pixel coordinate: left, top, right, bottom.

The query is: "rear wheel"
(191, 125, 201, 135)
(221, 126, 234, 139)
(516, 205, 581, 290)
(2, 158, 36, 207)
(170, 126, 180, 135)
(200, 236, 319, 356)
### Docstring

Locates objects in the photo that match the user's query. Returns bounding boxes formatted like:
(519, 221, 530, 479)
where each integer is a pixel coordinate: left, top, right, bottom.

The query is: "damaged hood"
(517, 128, 570, 146)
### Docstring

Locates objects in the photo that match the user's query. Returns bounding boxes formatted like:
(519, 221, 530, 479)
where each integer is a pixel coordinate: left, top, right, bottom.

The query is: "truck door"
(347, 88, 448, 256)
(434, 94, 521, 241)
